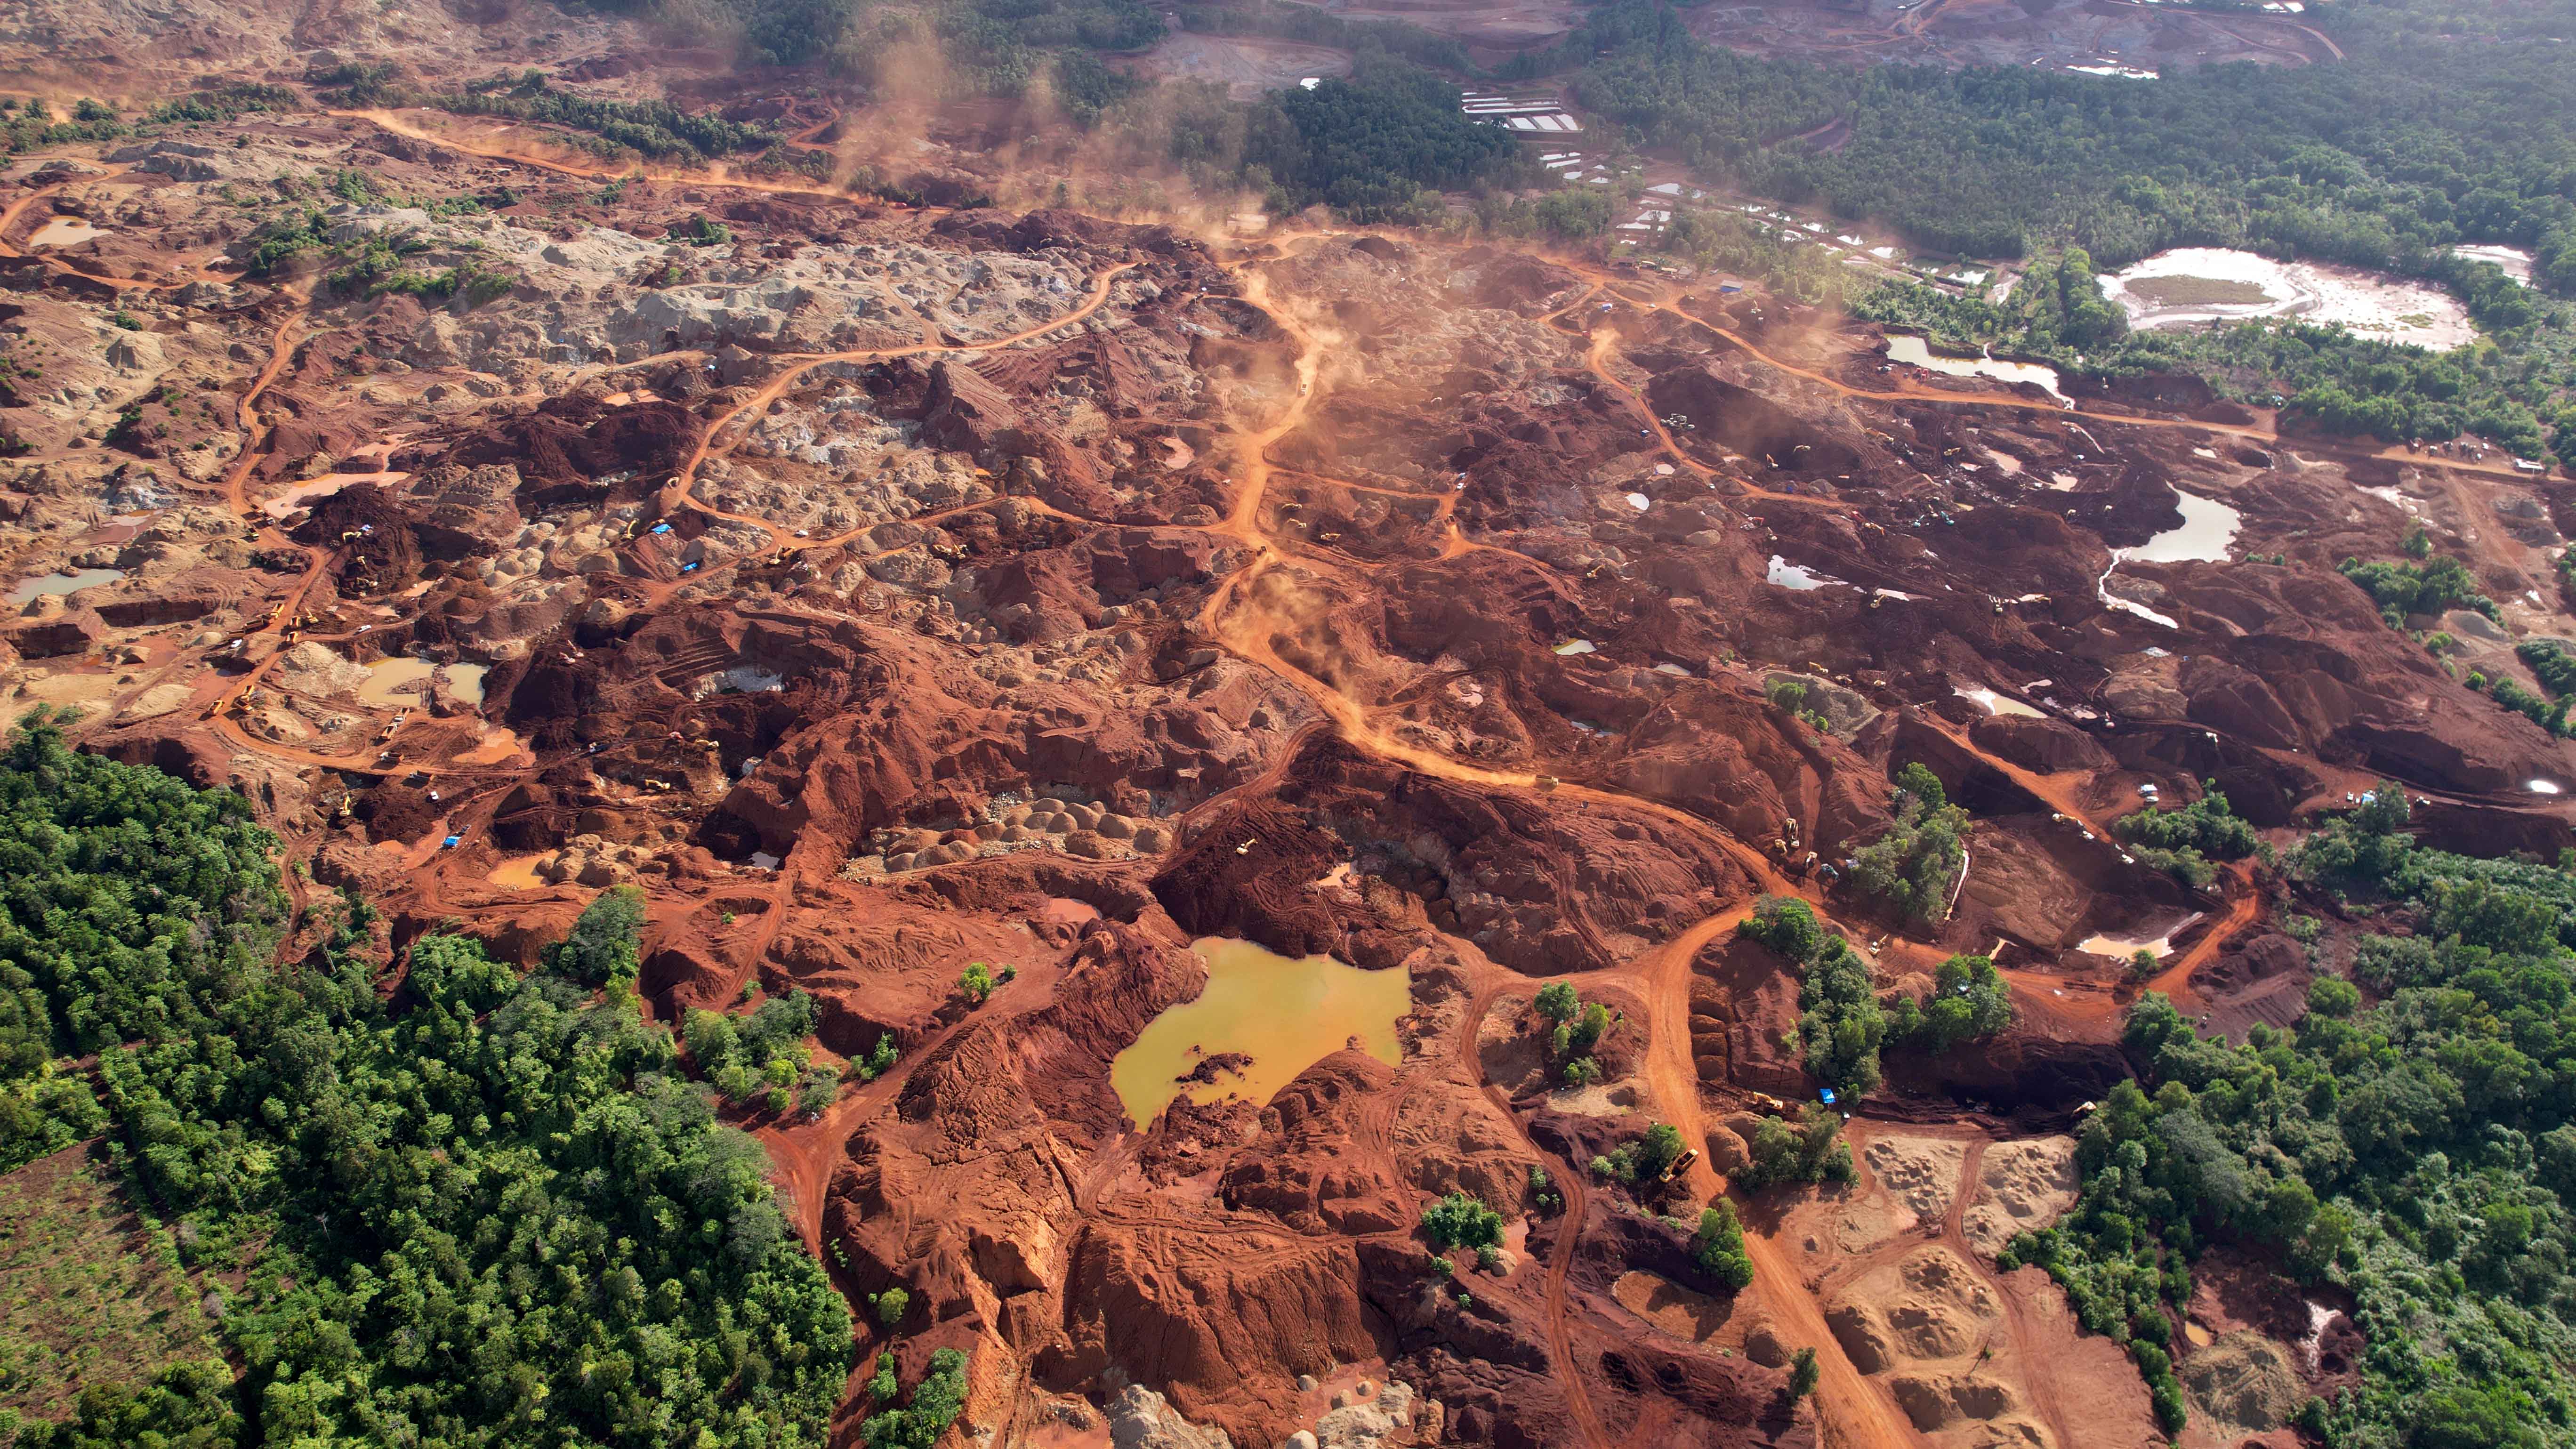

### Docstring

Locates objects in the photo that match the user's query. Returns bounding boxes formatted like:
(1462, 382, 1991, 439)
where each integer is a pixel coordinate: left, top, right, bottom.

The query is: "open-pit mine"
(2, 68, 2563, 1449)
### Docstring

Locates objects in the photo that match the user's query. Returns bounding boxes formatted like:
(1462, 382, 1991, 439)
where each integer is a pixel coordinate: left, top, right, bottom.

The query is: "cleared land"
(0, 1143, 217, 1421)
(1129, 33, 1353, 98)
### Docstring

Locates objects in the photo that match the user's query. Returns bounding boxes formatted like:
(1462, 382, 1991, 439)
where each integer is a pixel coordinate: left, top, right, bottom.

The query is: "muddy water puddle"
(27, 216, 102, 248)
(486, 854, 552, 889)
(358, 657, 488, 707)
(5, 566, 122, 604)
(456, 726, 524, 765)
(1954, 685, 2044, 719)
(2123, 489, 2240, 564)
(1766, 555, 1847, 590)
(2452, 243, 2534, 284)
(2080, 911, 2203, 959)
(2098, 487, 2241, 628)
(1885, 334, 2066, 403)
(1111, 937, 1408, 1127)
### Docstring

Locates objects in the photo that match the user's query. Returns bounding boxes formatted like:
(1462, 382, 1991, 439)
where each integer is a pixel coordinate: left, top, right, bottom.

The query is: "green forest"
(1561, 0, 2576, 276)
(2007, 790, 2576, 1446)
(0, 720, 854, 1447)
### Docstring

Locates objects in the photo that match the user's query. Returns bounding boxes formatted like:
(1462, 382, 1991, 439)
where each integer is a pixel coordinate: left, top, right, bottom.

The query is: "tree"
(874, 1287, 910, 1328)
(1852, 791, 1969, 925)
(857, 1033, 900, 1082)
(1741, 1107, 1855, 1189)
(1894, 761, 1947, 813)
(2117, 786, 2258, 869)
(1569, 1001, 1611, 1055)
(1421, 1191, 1505, 1251)
(1596, 1122, 1690, 1185)
(958, 960, 994, 1005)
(1766, 677, 1809, 713)
(1637, 1123, 1689, 1181)
(1797, 940, 1886, 1095)
(1535, 981, 1579, 1026)
(1907, 954, 2012, 1052)
(0, 723, 857, 1447)
(1741, 895, 1824, 963)
(1693, 1201, 1756, 1290)
(553, 882, 645, 987)
(797, 1064, 839, 1116)
(861, 1346, 970, 1449)
(1788, 1347, 1819, 1399)
(1244, 60, 1521, 222)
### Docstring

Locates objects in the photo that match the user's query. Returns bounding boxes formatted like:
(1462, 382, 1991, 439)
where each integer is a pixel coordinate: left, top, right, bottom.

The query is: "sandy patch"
(1544, 1079, 1643, 1118)
(3, 671, 118, 728)
(1962, 1137, 2079, 1258)
(2180, 1330, 2302, 1435)
(1473, 993, 1545, 1094)
(2452, 243, 2534, 285)
(1827, 1245, 2001, 1373)
(27, 216, 101, 248)
(1129, 32, 1353, 99)
(114, 680, 197, 723)
(1863, 1135, 1967, 1224)
(1828, 1247, 2061, 1445)
(272, 641, 371, 699)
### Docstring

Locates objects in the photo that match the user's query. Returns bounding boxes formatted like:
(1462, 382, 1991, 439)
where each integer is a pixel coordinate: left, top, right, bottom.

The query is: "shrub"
(1894, 760, 1947, 812)
(874, 1286, 909, 1328)
(2116, 784, 2257, 861)
(1740, 1107, 1854, 1190)
(1740, 895, 1824, 962)
(1535, 981, 1578, 1025)
(1890, 953, 2013, 1053)
(1852, 791, 1970, 925)
(1692, 1201, 1756, 1290)
(1594, 1123, 1689, 1185)
(1421, 1191, 1505, 1251)
(860, 1346, 969, 1449)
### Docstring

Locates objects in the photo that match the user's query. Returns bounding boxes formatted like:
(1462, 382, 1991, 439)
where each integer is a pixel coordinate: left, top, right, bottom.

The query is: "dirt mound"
(1962, 1138, 2079, 1257)
(1646, 369, 1867, 477)
(1968, 713, 2111, 775)
(1862, 1134, 1966, 1224)
(2180, 1330, 2302, 1434)
(2190, 932, 2314, 1039)
(1827, 1245, 2002, 1372)
(1219, 1049, 1409, 1233)
(1155, 733, 1744, 975)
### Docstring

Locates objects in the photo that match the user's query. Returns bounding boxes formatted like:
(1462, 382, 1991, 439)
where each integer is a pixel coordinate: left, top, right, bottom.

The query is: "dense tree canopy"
(2014, 787, 2576, 1444)
(1562, 0, 2576, 273)
(1743, 896, 1888, 1096)
(1243, 59, 1522, 221)
(0, 723, 853, 1447)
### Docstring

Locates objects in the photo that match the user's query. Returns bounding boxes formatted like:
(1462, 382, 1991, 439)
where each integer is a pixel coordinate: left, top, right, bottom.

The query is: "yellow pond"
(358, 658, 488, 707)
(485, 854, 552, 890)
(1110, 938, 1409, 1127)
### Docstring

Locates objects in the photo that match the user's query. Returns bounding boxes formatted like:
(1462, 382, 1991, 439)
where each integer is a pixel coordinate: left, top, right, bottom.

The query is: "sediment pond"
(1111, 937, 1409, 1127)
